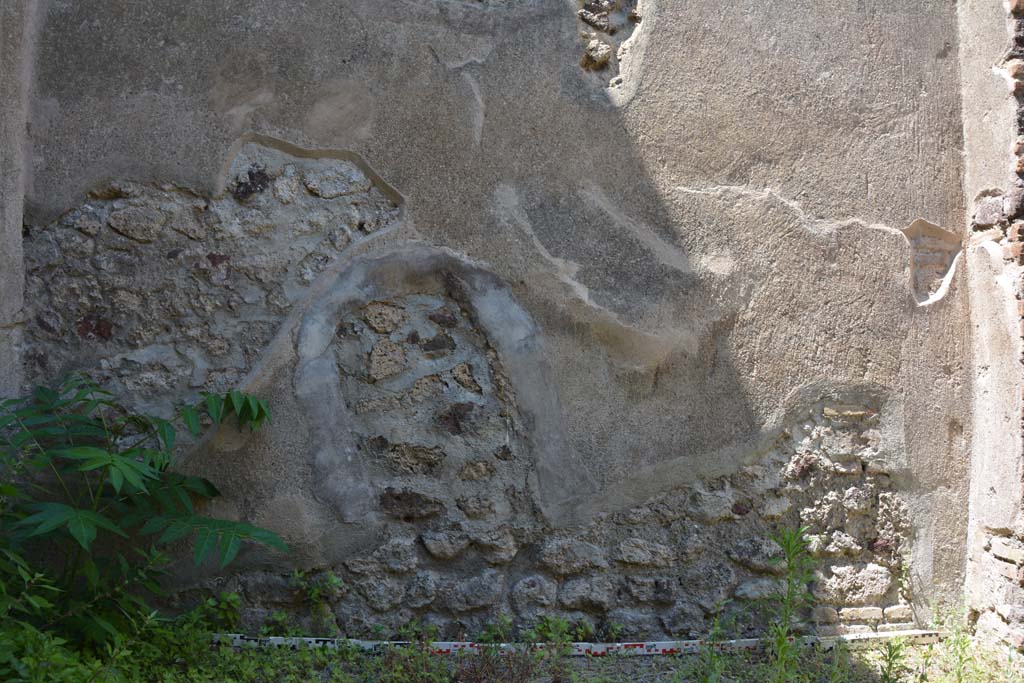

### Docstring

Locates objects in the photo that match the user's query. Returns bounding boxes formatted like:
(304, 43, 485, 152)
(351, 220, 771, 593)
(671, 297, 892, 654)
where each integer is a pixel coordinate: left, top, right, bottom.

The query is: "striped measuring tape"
(212, 629, 942, 656)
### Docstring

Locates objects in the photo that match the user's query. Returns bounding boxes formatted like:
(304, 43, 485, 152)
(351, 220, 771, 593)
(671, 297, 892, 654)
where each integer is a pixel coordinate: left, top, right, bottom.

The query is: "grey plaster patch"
(292, 243, 597, 529)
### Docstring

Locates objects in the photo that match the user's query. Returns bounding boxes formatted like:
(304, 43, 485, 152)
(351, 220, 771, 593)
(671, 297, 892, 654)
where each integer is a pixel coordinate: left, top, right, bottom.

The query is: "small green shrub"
(0, 374, 285, 678)
(695, 613, 728, 683)
(526, 615, 573, 683)
(478, 614, 515, 644)
(370, 622, 451, 683)
(766, 525, 816, 683)
(290, 569, 344, 635)
(880, 637, 909, 683)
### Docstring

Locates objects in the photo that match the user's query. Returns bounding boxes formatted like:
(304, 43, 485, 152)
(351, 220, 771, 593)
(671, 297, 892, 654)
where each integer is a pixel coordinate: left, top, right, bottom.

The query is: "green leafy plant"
(291, 569, 344, 635)
(826, 640, 853, 683)
(601, 620, 624, 643)
(766, 525, 816, 683)
(880, 637, 909, 683)
(454, 644, 539, 683)
(260, 610, 305, 637)
(0, 374, 285, 654)
(199, 591, 242, 632)
(526, 615, 574, 683)
(915, 643, 934, 683)
(478, 614, 515, 644)
(696, 613, 728, 683)
(372, 622, 451, 683)
(570, 619, 596, 643)
(943, 617, 974, 683)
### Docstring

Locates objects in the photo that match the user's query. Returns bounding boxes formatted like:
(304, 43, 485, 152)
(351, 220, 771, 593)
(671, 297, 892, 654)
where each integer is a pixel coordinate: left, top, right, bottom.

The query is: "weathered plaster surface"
(959, 0, 1024, 649)
(13, 0, 979, 638)
(0, 0, 37, 398)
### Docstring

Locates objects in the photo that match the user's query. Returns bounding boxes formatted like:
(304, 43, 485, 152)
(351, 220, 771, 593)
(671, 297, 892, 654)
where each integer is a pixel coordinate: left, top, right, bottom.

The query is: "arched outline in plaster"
(182, 135, 416, 458)
(217, 132, 406, 214)
(293, 242, 598, 528)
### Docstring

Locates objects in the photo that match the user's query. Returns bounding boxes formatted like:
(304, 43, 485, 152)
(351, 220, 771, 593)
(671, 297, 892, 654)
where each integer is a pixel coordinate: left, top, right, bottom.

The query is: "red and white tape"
(212, 629, 942, 656)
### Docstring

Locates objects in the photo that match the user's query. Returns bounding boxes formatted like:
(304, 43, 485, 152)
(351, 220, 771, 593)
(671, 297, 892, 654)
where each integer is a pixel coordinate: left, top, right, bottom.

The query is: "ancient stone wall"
(21, 140, 922, 638)
(217, 401, 916, 639)
(22, 141, 400, 414)
(5, 0, 987, 642)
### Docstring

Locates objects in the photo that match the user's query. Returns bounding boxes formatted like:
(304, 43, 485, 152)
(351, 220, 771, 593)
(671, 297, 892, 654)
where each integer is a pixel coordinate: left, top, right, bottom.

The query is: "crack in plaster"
(676, 184, 960, 306)
(673, 184, 902, 237)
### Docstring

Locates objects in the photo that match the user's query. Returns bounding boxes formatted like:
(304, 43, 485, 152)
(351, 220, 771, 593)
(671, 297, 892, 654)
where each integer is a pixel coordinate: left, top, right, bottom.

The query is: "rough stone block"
(812, 606, 840, 624)
(734, 578, 784, 601)
(470, 527, 518, 564)
(883, 604, 912, 622)
(991, 557, 1024, 584)
(511, 575, 557, 612)
(991, 537, 1024, 565)
(815, 564, 892, 606)
(626, 576, 678, 605)
(404, 571, 438, 609)
(660, 602, 705, 638)
(559, 575, 616, 611)
(976, 610, 1012, 644)
(1007, 189, 1024, 221)
(606, 608, 665, 639)
(760, 495, 791, 519)
(727, 537, 783, 574)
(997, 604, 1024, 624)
(614, 537, 675, 567)
(839, 607, 883, 623)
(1004, 243, 1023, 262)
(877, 622, 917, 633)
(974, 196, 1005, 228)
(421, 530, 469, 560)
(448, 569, 505, 613)
(539, 539, 608, 576)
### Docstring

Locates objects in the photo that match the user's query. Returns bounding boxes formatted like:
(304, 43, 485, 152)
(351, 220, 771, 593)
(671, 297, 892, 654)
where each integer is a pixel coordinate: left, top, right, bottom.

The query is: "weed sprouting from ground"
(674, 611, 729, 683)
(478, 614, 515, 644)
(879, 638, 909, 683)
(453, 644, 540, 683)
(290, 569, 345, 635)
(527, 615, 574, 683)
(766, 525, 817, 683)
